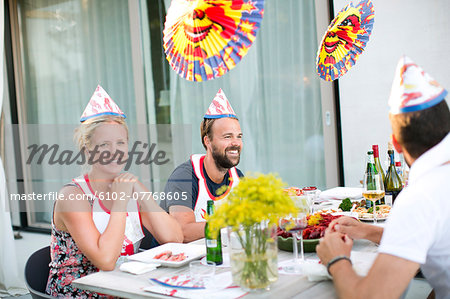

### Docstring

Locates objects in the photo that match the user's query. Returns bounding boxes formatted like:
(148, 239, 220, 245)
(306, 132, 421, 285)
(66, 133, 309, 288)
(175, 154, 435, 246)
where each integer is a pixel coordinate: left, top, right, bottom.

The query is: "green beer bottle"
(205, 200, 223, 265)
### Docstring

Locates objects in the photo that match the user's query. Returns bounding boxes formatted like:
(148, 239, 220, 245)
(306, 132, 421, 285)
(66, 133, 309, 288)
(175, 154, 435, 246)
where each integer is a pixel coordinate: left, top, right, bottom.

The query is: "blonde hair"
(74, 115, 128, 158)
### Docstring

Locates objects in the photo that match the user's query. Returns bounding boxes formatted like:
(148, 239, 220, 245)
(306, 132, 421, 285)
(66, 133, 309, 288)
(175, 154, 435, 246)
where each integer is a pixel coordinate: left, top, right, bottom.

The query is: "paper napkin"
(278, 258, 329, 281)
(278, 251, 378, 281)
(119, 261, 160, 275)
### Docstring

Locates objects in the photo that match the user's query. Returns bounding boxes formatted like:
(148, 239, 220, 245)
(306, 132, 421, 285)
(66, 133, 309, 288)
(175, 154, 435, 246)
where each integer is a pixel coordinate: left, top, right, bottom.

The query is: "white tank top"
(73, 174, 144, 255)
(191, 154, 240, 222)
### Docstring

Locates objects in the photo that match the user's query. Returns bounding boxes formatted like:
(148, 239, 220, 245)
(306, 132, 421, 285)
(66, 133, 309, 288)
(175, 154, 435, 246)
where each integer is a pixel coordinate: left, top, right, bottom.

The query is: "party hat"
(204, 89, 237, 119)
(80, 85, 126, 122)
(389, 56, 447, 114)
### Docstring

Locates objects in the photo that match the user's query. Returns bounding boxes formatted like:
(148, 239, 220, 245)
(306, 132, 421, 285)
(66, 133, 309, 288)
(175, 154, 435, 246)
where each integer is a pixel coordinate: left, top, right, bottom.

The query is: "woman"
(46, 86, 183, 298)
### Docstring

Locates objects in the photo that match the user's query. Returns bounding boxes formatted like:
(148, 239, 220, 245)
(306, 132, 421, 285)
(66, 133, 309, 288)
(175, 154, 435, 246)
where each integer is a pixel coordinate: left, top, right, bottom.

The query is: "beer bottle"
(205, 200, 223, 265)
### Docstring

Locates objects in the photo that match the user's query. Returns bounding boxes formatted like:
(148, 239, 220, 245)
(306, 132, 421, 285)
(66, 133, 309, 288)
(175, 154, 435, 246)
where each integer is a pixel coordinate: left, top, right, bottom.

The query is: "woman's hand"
(110, 173, 137, 211)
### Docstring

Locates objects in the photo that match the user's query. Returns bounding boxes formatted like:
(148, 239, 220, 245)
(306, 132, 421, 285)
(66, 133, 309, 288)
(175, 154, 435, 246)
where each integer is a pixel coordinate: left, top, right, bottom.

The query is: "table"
(73, 238, 379, 299)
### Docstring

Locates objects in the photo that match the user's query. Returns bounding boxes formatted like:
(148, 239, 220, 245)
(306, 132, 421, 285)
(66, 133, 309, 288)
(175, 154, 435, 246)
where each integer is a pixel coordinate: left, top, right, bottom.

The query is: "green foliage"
(338, 198, 353, 211)
(367, 206, 380, 213)
(207, 173, 297, 234)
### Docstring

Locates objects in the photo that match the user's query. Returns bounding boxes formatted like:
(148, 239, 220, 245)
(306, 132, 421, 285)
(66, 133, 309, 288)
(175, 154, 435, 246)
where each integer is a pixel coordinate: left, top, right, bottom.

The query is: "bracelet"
(326, 255, 352, 276)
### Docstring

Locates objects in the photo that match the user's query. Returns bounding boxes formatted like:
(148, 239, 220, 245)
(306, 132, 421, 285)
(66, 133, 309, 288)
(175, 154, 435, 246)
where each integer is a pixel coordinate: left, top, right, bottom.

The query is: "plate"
(319, 187, 363, 200)
(128, 243, 206, 267)
(355, 204, 391, 221)
(358, 214, 388, 221)
(331, 211, 359, 217)
(277, 236, 320, 253)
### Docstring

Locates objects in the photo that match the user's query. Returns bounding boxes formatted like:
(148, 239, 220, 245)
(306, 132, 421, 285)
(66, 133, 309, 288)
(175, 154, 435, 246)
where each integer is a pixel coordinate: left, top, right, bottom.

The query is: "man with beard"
(160, 89, 243, 242)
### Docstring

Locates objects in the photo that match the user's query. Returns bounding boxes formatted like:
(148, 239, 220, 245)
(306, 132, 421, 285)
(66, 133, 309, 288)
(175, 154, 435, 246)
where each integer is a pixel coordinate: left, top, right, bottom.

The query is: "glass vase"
(228, 221, 278, 291)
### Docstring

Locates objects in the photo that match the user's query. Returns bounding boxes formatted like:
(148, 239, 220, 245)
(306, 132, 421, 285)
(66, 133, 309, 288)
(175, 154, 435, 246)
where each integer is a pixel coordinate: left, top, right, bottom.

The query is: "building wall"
(333, 0, 450, 186)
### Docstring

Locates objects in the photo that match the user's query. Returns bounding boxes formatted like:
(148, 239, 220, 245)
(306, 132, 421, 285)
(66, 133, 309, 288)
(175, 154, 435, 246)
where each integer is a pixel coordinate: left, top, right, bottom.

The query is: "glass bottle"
(372, 145, 385, 182)
(385, 143, 403, 206)
(364, 151, 378, 209)
(205, 200, 223, 265)
(372, 145, 385, 204)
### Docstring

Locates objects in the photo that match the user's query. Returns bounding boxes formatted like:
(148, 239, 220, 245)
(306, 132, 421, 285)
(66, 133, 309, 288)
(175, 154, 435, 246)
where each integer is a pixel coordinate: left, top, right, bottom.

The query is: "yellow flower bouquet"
(207, 173, 297, 291)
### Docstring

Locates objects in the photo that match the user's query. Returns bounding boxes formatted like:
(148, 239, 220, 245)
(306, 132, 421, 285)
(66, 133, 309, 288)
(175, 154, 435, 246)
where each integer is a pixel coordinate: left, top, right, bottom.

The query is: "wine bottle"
(385, 142, 403, 206)
(364, 151, 378, 209)
(205, 200, 223, 265)
(372, 145, 385, 204)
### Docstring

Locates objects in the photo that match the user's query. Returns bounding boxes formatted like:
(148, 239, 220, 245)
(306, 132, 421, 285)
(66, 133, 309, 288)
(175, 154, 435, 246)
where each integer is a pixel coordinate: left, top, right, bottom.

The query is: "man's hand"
(328, 216, 366, 239)
(316, 231, 353, 265)
(328, 216, 384, 244)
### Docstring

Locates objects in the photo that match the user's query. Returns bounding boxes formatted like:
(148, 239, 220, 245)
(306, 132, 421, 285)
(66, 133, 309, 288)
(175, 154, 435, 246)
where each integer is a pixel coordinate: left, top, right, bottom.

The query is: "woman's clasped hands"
(109, 173, 138, 211)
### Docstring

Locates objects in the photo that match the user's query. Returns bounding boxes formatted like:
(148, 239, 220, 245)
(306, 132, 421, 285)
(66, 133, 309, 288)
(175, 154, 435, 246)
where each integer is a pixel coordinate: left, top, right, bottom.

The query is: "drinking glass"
(189, 260, 216, 288)
(279, 212, 308, 273)
(302, 187, 319, 214)
(362, 173, 385, 224)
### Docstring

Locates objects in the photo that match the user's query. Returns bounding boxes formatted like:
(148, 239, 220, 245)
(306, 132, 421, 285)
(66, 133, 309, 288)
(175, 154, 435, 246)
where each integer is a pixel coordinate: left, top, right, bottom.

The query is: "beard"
(211, 144, 241, 170)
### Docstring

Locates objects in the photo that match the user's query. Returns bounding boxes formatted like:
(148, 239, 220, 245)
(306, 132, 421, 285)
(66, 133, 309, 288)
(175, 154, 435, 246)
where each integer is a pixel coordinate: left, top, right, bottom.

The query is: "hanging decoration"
(163, 0, 265, 82)
(316, 0, 374, 81)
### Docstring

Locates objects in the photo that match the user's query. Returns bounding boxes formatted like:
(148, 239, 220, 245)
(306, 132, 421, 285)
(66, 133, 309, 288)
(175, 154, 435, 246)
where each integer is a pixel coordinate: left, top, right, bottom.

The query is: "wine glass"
(302, 187, 318, 214)
(279, 213, 308, 273)
(362, 173, 385, 224)
(279, 197, 309, 273)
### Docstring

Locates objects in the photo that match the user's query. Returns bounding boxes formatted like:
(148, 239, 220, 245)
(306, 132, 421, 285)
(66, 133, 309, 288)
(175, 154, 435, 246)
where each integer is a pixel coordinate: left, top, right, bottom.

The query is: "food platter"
(277, 236, 320, 253)
(277, 212, 344, 252)
(128, 243, 205, 267)
(355, 205, 391, 221)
